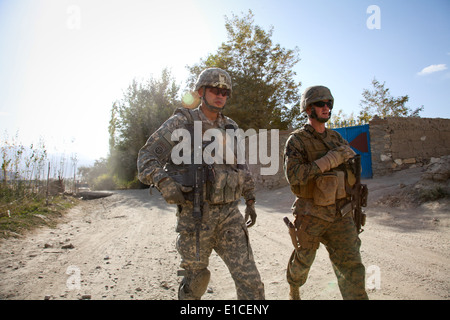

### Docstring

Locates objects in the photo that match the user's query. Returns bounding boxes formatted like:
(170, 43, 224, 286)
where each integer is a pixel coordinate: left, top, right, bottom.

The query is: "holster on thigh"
(295, 216, 321, 250)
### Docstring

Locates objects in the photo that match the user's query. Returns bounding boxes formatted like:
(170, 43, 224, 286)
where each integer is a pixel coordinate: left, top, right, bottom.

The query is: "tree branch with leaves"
(358, 78, 424, 122)
(186, 10, 304, 130)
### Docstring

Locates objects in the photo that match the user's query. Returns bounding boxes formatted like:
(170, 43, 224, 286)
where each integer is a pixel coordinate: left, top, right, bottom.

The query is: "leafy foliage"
(107, 69, 181, 182)
(358, 78, 424, 122)
(98, 12, 306, 186)
(186, 10, 305, 130)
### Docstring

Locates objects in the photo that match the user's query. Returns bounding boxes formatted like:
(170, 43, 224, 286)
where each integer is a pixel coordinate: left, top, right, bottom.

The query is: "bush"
(92, 174, 118, 190)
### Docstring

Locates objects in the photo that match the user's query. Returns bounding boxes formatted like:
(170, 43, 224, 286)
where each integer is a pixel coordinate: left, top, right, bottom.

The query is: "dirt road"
(0, 168, 449, 300)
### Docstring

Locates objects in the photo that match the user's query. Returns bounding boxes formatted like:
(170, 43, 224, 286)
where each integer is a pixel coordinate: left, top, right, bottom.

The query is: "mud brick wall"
(369, 117, 450, 177)
(246, 117, 450, 187)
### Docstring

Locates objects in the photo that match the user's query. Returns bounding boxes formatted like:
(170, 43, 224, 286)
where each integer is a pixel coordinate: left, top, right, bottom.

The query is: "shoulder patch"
(148, 129, 175, 162)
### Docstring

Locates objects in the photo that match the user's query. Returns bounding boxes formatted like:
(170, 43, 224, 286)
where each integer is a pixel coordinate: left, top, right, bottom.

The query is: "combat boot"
(178, 268, 211, 300)
(289, 285, 300, 300)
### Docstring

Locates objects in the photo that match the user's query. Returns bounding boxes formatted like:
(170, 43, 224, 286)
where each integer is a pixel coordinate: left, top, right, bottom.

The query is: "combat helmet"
(194, 68, 232, 113)
(300, 85, 334, 112)
(194, 68, 232, 92)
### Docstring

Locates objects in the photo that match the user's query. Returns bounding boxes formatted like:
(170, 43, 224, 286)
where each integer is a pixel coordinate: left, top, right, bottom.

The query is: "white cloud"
(417, 64, 447, 76)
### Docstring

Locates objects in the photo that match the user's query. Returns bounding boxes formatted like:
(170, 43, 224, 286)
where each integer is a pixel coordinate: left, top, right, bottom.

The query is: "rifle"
(347, 154, 368, 234)
(165, 129, 213, 261)
(192, 163, 205, 261)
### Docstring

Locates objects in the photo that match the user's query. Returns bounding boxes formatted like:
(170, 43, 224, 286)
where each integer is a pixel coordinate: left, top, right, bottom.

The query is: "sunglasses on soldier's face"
(313, 101, 333, 109)
(206, 86, 231, 97)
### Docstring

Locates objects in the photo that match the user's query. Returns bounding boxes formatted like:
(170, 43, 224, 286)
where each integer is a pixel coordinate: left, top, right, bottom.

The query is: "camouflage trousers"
(175, 201, 265, 300)
(286, 213, 368, 300)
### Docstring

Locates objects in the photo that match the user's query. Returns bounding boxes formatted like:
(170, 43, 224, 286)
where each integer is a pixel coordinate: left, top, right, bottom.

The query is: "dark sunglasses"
(313, 101, 333, 109)
(206, 86, 231, 97)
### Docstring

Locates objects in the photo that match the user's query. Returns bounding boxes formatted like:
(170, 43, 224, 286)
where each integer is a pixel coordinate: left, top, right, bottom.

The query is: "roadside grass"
(1, 132, 82, 239)
(0, 194, 79, 239)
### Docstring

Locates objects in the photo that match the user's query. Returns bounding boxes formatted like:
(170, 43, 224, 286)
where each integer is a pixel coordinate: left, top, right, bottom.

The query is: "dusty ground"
(0, 167, 449, 300)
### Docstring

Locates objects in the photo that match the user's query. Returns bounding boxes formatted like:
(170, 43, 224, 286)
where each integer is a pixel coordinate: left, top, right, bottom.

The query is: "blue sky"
(1, 0, 449, 165)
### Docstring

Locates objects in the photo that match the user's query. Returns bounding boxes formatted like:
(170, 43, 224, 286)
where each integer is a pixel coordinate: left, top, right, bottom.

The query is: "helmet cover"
(300, 85, 333, 112)
(194, 68, 232, 92)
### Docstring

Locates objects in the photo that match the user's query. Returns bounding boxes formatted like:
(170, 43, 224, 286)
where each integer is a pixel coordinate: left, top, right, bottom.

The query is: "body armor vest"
(289, 125, 355, 203)
(167, 107, 245, 204)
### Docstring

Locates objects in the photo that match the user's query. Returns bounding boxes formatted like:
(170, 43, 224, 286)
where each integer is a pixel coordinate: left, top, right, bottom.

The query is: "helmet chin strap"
(201, 87, 225, 113)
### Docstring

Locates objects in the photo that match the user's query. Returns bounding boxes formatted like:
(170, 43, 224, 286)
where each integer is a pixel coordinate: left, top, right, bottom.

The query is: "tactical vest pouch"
(335, 170, 347, 199)
(237, 169, 246, 199)
(224, 170, 239, 203)
(206, 168, 243, 204)
(290, 180, 315, 199)
(207, 169, 227, 204)
(313, 173, 338, 206)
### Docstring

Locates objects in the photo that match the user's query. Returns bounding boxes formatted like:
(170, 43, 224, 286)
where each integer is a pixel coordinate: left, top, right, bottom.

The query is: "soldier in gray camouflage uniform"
(137, 68, 265, 300)
(283, 85, 368, 300)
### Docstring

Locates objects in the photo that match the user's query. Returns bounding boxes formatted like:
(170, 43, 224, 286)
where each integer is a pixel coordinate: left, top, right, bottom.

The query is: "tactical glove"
(244, 201, 257, 228)
(314, 145, 356, 173)
(340, 144, 357, 160)
(158, 177, 192, 205)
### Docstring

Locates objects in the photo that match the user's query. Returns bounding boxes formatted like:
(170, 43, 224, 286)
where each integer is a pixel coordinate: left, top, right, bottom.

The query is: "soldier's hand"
(314, 145, 356, 172)
(334, 145, 356, 161)
(244, 201, 257, 228)
(158, 177, 192, 205)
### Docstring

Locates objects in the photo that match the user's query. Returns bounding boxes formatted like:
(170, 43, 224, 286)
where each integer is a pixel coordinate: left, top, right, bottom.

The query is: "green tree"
(186, 10, 304, 130)
(358, 78, 424, 122)
(78, 158, 109, 187)
(328, 109, 358, 128)
(108, 68, 181, 183)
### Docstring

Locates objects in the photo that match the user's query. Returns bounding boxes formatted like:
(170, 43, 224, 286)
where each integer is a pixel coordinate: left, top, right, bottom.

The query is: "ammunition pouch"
(206, 167, 245, 204)
(165, 164, 244, 205)
(312, 171, 347, 206)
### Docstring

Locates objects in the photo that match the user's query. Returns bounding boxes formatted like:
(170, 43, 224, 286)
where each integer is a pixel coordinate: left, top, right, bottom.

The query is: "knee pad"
(178, 268, 211, 300)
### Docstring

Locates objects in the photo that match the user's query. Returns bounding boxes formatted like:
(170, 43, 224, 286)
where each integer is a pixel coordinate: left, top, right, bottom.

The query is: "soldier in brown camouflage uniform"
(283, 85, 368, 300)
(137, 68, 265, 300)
